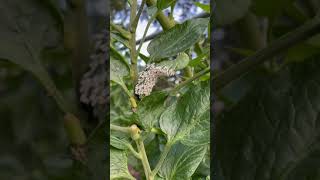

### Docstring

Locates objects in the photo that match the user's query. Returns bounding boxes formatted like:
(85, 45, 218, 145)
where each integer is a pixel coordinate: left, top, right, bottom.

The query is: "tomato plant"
(110, 0, 210, 179)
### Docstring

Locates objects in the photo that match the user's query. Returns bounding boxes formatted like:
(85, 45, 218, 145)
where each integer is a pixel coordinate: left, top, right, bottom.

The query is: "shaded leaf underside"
(217, 59, 320, 180)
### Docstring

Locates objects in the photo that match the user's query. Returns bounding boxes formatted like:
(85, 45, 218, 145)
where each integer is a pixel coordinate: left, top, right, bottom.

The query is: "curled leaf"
(158, 52, 190, 70)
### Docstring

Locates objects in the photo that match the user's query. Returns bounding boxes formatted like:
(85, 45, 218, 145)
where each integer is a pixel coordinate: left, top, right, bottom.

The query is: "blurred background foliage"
(0, 0, 107, 179)
(213, 0, 320, 179)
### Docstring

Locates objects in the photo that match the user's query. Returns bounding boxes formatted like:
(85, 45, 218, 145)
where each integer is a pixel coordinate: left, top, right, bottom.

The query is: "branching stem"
(132, 0, 147, 29)
(214, 15, 320, 91)
(171, 67, 210, 94)
(127, 144, 142, 159)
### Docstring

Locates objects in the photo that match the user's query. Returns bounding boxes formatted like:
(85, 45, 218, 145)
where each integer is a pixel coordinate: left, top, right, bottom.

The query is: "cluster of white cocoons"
(135, 63, 175, 97)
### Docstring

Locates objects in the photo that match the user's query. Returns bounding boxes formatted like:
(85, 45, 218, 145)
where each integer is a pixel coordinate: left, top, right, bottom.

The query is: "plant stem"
(110, 23, 131, 39)
(119, 81, 132, 97)
(20, 26, 87, 161)
(127, 144, 142, 159)
(214, 15, 320, 91)
(137, 11, 158, 55)
(119, 81, 137, 109)
(150, 142, 173, 177)
(132, 0, 147, 29)
(171, 67, 210, 94)
(136, 138, 152, 179)
(110, 124, 131, 133)
(146, 0, 176, 30)
(130, 0, 137, 28)
(130, 0, 139, 84)
(64, 0, 89, 109)
(129, 41, 138, 84)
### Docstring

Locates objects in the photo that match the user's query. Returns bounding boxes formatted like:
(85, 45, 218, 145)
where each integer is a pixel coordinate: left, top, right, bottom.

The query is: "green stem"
(150, 142, 173, 177)
(137, 11, 159, 55)
(119, 81, 137, 109)
(169, 1, 176, 20)
(146, 0, 176, 30)
(110, 23, 131, 39)
(171, 67, 210, 94)
(214, 15, 320, 91)
(110, 124, 131, 133)
(127, 144, 142, 159)
(130, 0, 137, 28)
(136, 138, 152, 179)
(119, 81, 132, 97)
(18, 20, 87, 155)
(194, 42, 204, 55)
(132, 0, 147, 29)
(130, 0, 138, 84)
(64, 0, 89, 109)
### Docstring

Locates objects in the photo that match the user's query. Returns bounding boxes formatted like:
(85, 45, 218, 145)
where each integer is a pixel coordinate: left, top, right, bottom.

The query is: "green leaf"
(110, 85, 133, 124)
(148, 18, 209, 60)
(145, 135, 162, 168)
(139, 53, 150, 63)
(137, 92, 168, 130)
(158, 52, 190, 70)
(111, 32, 130, 48)
(110, 148, 135, 180)
(160, 81, 210, 143)
(194, 2, 210, 13)
(111, 46, 130, 68)
(159, 143, 208, 179)
(286, 152, 320, 180)
(252, 0, 294, 17)
(217, 59, 320, 179)
(214, 0, 251, 25)
(110, 56, 129, 85)
(157, 0, 176, 10)
(192, 150, 210, 178)
(189, 53, 208, 67)
(0, 0, 62, 95)
(181, 110, 210, 146)
(110, 135, 131, 150)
